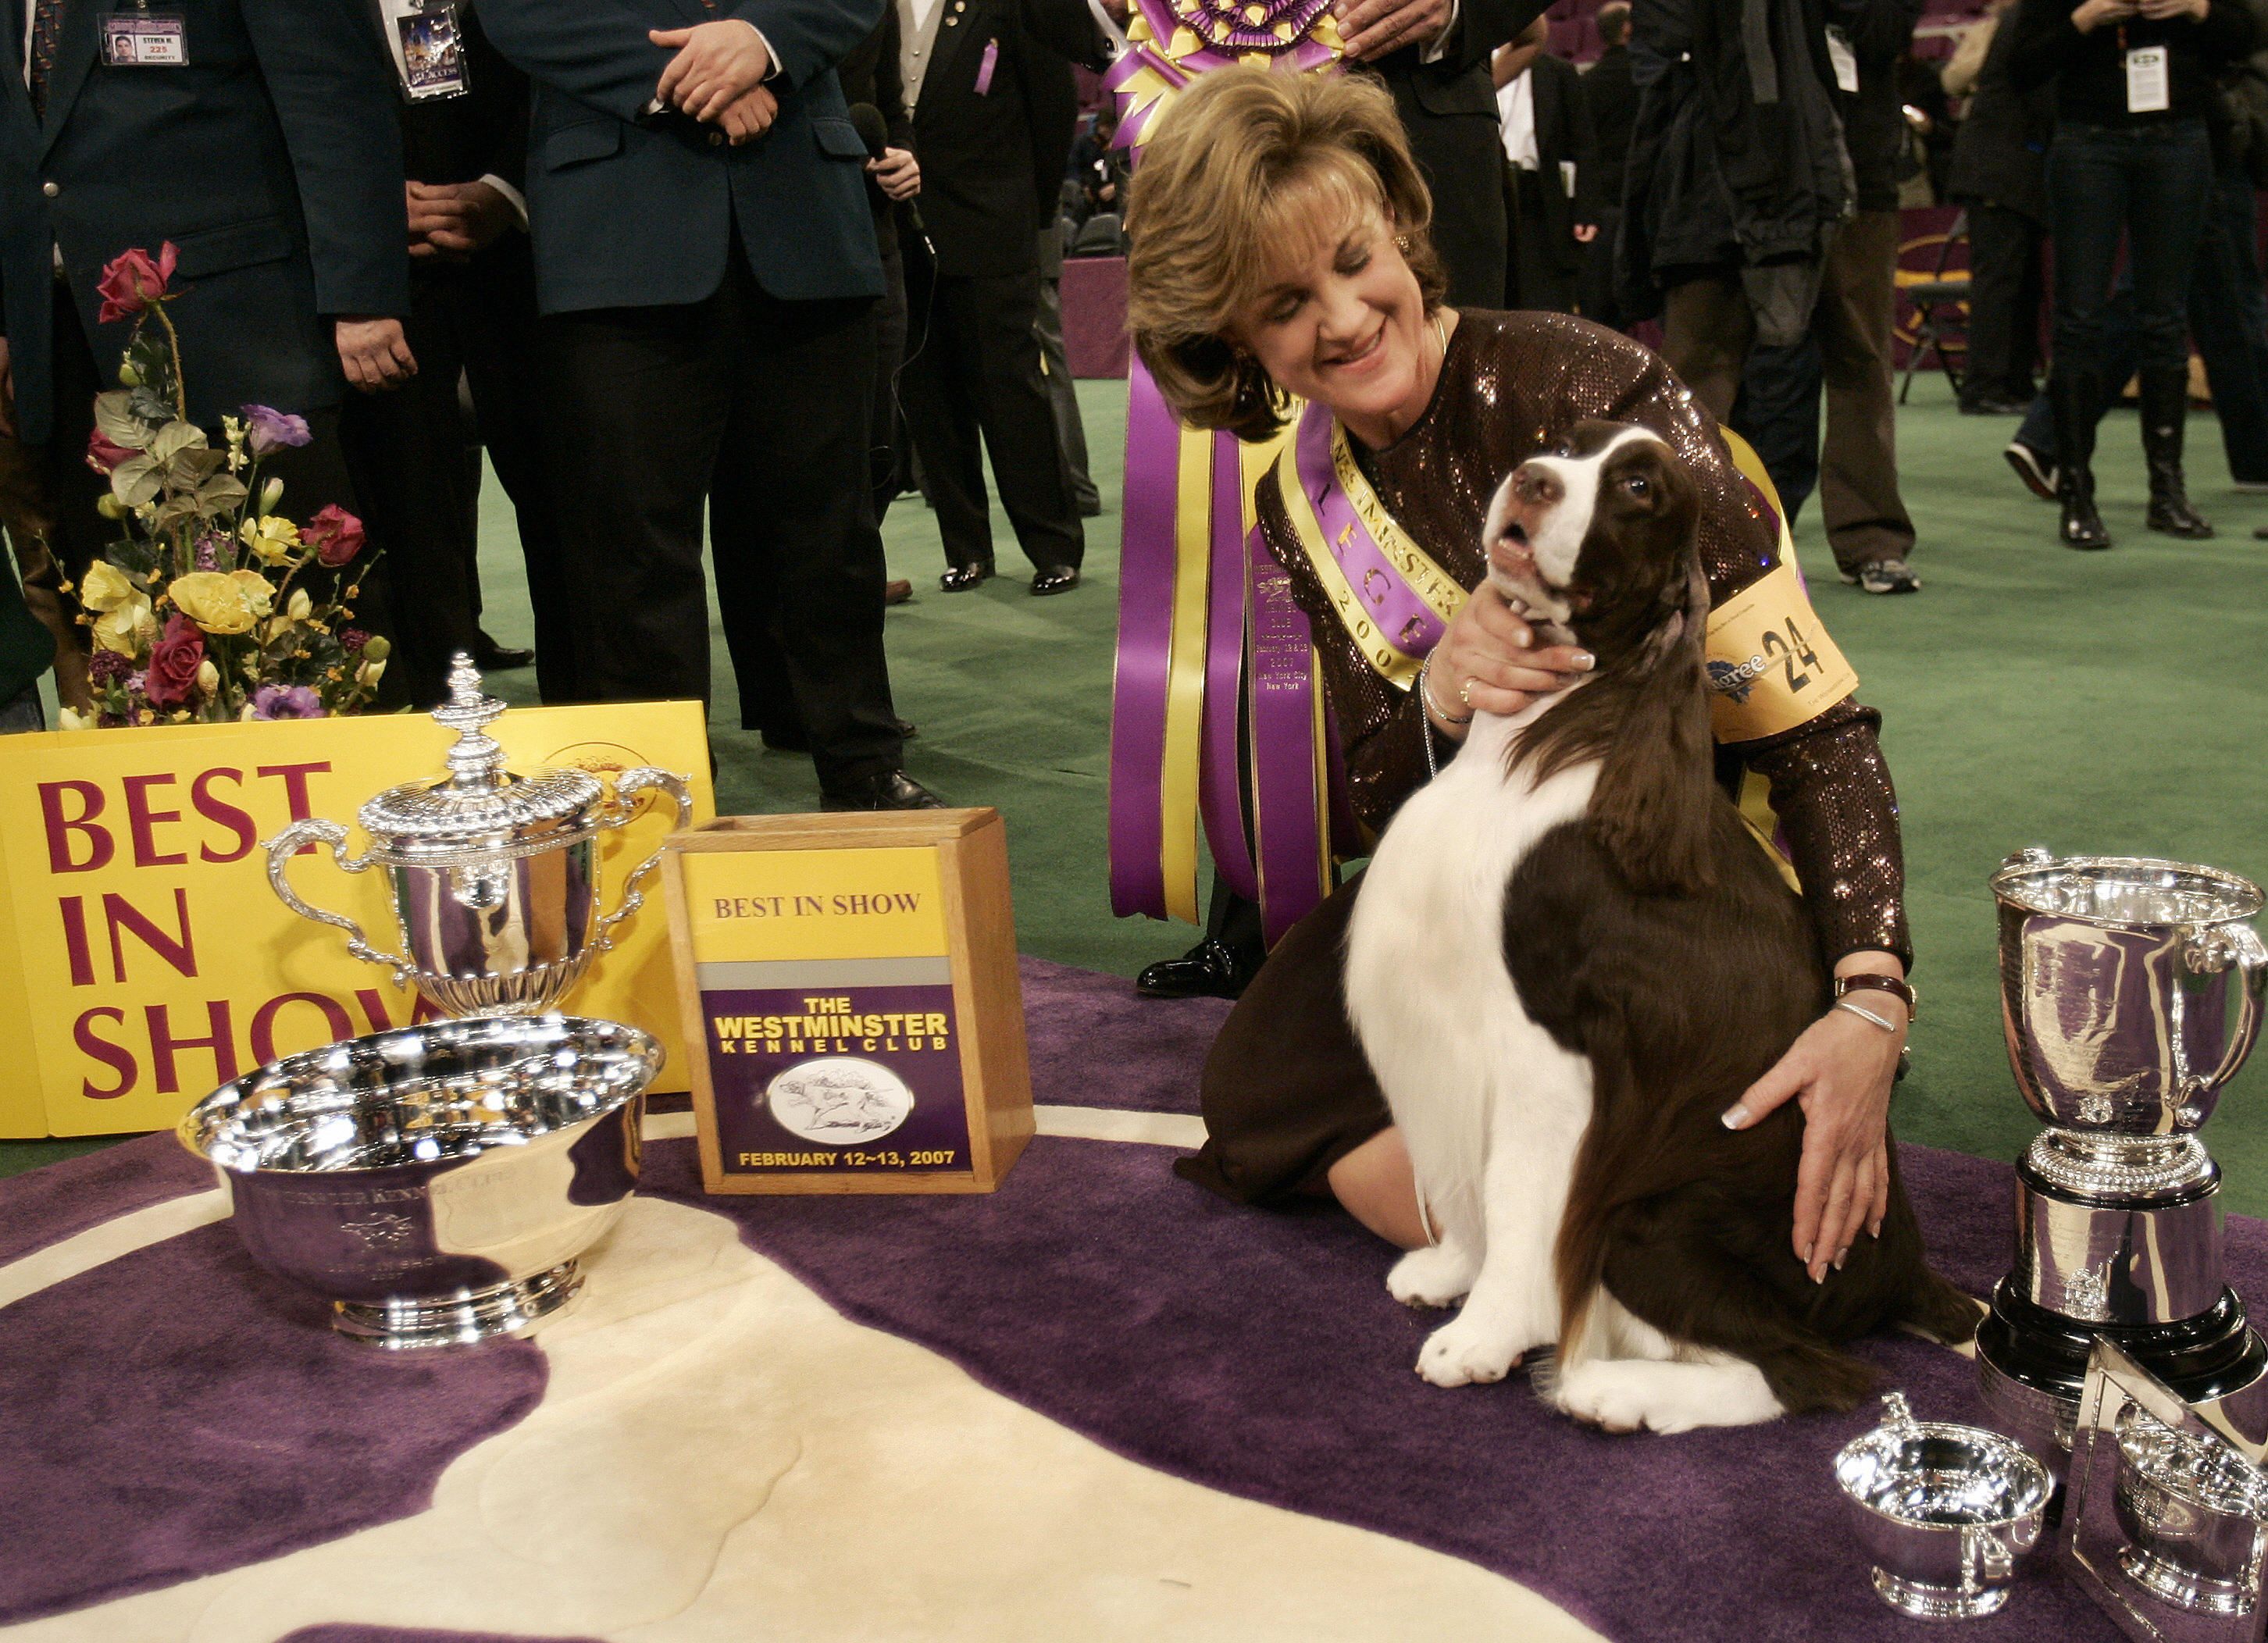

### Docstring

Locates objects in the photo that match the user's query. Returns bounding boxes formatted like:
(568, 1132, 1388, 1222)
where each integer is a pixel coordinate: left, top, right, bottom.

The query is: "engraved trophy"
(264, 654, 693, 1016)
(1976, 850, 2268, 1470)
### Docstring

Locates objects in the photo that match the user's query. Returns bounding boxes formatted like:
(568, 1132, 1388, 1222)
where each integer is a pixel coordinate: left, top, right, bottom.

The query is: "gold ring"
(1457, 678, 1474, 709)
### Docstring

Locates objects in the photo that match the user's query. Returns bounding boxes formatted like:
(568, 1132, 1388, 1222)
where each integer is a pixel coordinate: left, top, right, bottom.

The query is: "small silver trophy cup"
(1977, 850, 2268, 1468)
(264, 654, 693, 1016)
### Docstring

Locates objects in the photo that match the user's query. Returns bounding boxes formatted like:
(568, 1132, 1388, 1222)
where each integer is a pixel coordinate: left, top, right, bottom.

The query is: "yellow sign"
(1703, 560, 1860, 743)
(679, 847, 949, 963)
(0, 703, 715, 1136)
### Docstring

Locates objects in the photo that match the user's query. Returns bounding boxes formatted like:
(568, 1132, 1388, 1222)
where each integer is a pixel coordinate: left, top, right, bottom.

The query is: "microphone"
(849, 101, 931, 254)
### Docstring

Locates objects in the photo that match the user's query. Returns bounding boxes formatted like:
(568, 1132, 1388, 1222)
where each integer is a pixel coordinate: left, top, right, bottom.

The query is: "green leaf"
(109, 454, 162, 508)
(197, 473, 248, 511)
(92, 392, 154, 450)
(149, 421, 208, 463)
(127, 387, 177, 426)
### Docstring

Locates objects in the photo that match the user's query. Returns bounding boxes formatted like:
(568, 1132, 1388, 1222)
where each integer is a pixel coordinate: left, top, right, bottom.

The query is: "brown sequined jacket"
(1253, 309, 1911, 967)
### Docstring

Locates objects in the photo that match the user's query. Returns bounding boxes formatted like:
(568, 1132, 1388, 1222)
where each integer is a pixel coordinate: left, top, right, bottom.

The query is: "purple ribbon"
(1107, 362, 1185, 920)
(1292, 402, 1450, 665)
(1200, 444, 1259, 902)
(1246, 519, 1327, 945)
(974, 37, 998, 94)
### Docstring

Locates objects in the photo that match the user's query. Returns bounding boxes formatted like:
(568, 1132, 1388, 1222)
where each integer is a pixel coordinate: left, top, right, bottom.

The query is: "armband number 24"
(1758, 618, 1823, 694)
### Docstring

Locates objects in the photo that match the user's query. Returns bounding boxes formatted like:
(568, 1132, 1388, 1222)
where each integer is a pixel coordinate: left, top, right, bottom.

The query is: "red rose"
(95, 243, 180, 326)
(85, 427, 137, 474)
(142, 614, 205, 709)
(304, 504, 366, 568)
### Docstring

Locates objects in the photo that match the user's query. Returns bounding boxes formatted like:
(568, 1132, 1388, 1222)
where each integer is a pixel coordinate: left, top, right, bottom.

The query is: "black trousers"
(1960, 201, 2045, 405)
(540, 248, 902, 791)
(899, 244, 1082, 576)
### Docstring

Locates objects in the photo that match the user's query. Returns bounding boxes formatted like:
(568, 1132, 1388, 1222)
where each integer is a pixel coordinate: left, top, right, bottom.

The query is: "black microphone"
(850, 101, 931, 254)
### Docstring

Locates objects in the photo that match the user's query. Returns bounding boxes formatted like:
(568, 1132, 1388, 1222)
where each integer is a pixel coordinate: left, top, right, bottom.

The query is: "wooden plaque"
(659, 809, 1032, 1194)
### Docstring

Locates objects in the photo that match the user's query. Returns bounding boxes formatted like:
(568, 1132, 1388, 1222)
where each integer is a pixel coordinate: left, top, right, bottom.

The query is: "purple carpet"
(0, 957, 2185, 1639)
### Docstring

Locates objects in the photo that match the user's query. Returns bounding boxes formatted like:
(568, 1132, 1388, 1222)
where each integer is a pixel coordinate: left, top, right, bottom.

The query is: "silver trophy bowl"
(266, 654, 692, 1018)
(1835, 1392, 2053, 1621)
(179, 1015, 661, 1349)
(2113, 1401, 2268, 1616)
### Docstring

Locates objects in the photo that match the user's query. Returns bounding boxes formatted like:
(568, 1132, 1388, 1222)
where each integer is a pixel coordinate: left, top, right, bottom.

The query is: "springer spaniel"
(1342, 421, 1973, 1434)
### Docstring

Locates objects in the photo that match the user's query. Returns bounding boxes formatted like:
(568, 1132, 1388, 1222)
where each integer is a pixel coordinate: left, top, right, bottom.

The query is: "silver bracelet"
(1418, 650, 1471, 728)
(1835, 997, 1900, 1034)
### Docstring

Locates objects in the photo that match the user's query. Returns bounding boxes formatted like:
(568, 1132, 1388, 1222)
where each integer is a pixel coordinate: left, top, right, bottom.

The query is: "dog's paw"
(1388, 1243, 1478, 1309)
(1552, 1360, 1783, 1435)
(1415, 1315, 1526, 1387)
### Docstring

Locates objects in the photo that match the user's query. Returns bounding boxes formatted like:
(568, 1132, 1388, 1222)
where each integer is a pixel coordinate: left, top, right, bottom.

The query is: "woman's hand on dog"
(1720, 959, 1908, 1283)
(1423, 583, 1594, 738)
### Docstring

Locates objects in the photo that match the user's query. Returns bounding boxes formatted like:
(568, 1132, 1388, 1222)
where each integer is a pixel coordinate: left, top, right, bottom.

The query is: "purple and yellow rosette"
(1105, 0, 1344, 156)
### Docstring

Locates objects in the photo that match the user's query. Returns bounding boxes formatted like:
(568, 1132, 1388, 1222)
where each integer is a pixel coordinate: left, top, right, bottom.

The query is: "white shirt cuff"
(477, 174, 530, 233)
(736, 20, 783, 80)
(1420, 0, 1458, 62)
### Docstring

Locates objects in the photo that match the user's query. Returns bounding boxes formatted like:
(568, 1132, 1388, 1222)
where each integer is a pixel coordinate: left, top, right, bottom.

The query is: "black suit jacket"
(901, 0, 1100, 276)
(0, 0, 408, 444)
(1583, 42, 1639, 201)
(1510, 52, 1603, 276)
(387, 2, 529, 192)
(839, 10, 911, 254)
(1364, 0, 1546, 308)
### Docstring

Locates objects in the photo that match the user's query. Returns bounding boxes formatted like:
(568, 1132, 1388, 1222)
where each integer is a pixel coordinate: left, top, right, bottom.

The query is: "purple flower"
(89, 649, 130, 685)
(241, 405, 312, 458)
(339, 626, 372, 653)
(251, 683, 326, 721)
(191, 533, 226, 572)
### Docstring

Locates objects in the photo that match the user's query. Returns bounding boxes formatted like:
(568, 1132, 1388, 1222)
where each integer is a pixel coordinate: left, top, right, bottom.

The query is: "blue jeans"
(2049, 119, 2213, 379)
(2017, 166, 2268, 479)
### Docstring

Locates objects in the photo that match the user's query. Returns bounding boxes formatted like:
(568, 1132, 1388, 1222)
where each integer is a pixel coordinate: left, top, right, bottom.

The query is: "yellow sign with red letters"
(0, 703, 714, 1136)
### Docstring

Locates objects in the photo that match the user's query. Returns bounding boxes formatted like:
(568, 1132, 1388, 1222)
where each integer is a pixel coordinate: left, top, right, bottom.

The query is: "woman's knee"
(1328, 1127, 1428, 1249)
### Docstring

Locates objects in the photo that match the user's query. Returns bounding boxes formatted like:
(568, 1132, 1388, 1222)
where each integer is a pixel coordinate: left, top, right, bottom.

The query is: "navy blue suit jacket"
(0, 0, 408, 445)
(482, 0, 884, 313)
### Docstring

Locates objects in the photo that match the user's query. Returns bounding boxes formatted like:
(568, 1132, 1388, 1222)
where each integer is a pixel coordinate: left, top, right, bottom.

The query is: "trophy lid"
(356, 654, 604, 861)
(1992, 850, 2263, 932)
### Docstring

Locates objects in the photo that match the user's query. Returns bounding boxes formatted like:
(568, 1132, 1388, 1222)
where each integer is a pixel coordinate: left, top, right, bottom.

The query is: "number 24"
(1759, 618, 1822, 693)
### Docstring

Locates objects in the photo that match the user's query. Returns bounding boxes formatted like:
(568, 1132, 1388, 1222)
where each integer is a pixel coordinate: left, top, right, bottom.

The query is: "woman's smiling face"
(1229, 190, 1432, 446)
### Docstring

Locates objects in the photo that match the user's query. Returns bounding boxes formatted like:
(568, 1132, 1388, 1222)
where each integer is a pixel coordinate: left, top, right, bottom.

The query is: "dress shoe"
(1136, 937, 1256, 1000)
(1029, 565, 1080, 596)
(1959, 395, 2029, 417)
(940, 563, 994, 593)
(886, 578, 913, 606)
(472, 631, 535, 672)
(894, 717, 919, 740)
(820, 770, 945, 811)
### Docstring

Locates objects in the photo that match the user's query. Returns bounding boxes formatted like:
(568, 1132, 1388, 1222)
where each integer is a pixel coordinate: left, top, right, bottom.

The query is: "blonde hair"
(1125, 67, 1447, 441)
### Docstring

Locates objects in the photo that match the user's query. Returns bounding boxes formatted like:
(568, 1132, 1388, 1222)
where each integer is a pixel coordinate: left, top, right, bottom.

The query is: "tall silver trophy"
(264, 654, 692, 1017)
(1977, 850, 2268, 1467)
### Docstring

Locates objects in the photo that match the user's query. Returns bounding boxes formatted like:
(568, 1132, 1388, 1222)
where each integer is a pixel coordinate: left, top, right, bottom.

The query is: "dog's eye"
(1622, 475, 1649, 497)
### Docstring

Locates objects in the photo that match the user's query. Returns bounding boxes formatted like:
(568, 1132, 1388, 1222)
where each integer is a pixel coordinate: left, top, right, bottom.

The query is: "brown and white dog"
(1342, 421, 1972, 1433)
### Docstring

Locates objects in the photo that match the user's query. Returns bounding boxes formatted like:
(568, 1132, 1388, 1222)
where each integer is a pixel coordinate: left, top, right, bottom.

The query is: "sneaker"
(1838, 558, 1922, 595)
(2003, 439, 2058, 503)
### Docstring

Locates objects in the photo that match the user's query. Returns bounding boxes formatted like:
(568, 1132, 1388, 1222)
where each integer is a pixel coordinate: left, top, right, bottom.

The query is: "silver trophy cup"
(265, 654, 692, 1016)
(1977, 850, 2268, 1468)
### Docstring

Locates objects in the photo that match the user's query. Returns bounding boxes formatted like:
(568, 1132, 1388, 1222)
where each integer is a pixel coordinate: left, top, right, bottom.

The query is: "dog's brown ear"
(1588, 563, 1716, 895)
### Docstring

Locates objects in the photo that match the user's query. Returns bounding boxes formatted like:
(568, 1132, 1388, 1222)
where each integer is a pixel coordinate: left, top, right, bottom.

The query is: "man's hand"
(2070, 0, 2136, 30)
(868, 145, 920, 199)
(715, 84, 779, 144)
(1573, 222, 1599, 244)
(651, 20, 772, 123)
(335, 317, 417, 392)
(1335, 0, 1453, 61)
(2137, 0, 2208, 20)
(408, 180, 519, 258)
(0, 337, 14, 440)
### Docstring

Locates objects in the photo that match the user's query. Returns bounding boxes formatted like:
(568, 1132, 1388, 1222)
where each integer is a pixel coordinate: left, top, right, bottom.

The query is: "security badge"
(385, 0, 470, 102)
(100, 1, 187, 67)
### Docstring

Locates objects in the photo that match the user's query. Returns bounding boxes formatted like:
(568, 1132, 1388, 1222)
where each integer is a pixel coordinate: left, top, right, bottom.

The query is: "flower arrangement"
(64, 244, 388, 728)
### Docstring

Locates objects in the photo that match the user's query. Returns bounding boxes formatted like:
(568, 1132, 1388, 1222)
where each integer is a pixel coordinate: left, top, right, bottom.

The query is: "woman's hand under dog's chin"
(1421, 581, 1595, 740)
(1720, 964, 1908, 1283)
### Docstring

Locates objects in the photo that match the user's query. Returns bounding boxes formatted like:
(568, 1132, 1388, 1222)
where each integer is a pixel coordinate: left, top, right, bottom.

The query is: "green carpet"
(8, 367, 2266, 1210)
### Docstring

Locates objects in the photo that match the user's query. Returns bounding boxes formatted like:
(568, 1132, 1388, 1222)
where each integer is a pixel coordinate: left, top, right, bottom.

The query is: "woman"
(1125, 67, 1913, 1285)
(2010, 0, 2256, 548)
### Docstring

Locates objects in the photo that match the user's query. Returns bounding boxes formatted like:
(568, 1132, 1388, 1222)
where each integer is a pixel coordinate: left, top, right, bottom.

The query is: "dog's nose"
(1511, 462, 1563, 506)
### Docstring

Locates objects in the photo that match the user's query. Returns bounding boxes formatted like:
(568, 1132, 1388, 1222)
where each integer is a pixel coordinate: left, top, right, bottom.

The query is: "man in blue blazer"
(0, 0, 409, 590)
(483, 3, 936, 810)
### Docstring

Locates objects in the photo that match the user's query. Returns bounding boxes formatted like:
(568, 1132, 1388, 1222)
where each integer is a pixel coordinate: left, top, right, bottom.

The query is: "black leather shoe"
(1029, 565, 1080, 596)
(940, 563, 994, 593)
(820, 770, 945, 811)
(1136, 937, 1255, 1000)
(472, 632, 535, 672)
(893, 717, 918, 740)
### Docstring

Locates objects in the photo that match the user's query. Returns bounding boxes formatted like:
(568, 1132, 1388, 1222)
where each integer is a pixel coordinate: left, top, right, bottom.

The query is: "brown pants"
(0, 435, 90, 712)
(1660, 212, 1915, 572)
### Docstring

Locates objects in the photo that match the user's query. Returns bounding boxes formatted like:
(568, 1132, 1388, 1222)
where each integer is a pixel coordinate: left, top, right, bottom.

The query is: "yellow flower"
(79, 561, 136, 615)
(229, 569, 276, 621)
(59, 707, 95, 732)
(168, 571, 257, 636)
(356, 656, 387, 691)
(285, 586, 312, 623)
(91, 594, 154, 656)
(239, 515, 301, 565)
(195, 658, 219, 696)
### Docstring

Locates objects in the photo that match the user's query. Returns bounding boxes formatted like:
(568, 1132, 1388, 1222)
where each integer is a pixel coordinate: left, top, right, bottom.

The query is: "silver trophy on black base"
(1976, 850, 2268, 1469)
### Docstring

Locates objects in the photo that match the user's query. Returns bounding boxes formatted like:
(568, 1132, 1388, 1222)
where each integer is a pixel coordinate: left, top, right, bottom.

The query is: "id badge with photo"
(2126, 45, 2170, 113)
(101, 10, 187, 66)
(389, 0, 470, 102)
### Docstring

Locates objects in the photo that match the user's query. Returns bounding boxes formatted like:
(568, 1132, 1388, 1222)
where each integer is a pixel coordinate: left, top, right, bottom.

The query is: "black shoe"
(1960, 396, 2029, 416)
(894, 717, 918, 740)
(1136, 937, 1256, 1000)
(2004, 438, 2058, 503)
(2140, 366, 2214, 539)
(2049, 371, 2111, 551)
(1030, 565, 1080, 596)
(472, 632, 535, 672)
(940, 563, 994, 593)
(819, 770, 945, 811)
